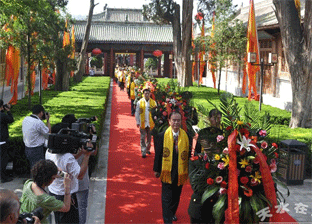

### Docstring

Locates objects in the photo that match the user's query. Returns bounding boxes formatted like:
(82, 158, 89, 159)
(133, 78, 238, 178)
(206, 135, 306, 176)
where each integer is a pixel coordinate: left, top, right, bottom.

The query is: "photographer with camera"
(0, 189, 41, 224)
(45, 122, 94, 224)
(61, 114, 98, 224)
(0, 100, 14, 183)
(22, 105, 51, 168)
(19, 160, 72, 224)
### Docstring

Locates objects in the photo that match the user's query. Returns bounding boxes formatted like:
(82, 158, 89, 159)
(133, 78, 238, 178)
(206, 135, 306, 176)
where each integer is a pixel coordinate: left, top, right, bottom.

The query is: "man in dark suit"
(153, 111, 192, 224)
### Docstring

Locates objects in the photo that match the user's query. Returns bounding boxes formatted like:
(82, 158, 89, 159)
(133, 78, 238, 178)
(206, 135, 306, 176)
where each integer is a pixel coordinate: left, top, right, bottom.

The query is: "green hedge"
(7, 76, 111, 174)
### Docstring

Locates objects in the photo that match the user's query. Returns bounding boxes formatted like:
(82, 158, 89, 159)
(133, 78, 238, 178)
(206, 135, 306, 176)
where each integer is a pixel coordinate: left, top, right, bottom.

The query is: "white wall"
(202, 68, 292, 111)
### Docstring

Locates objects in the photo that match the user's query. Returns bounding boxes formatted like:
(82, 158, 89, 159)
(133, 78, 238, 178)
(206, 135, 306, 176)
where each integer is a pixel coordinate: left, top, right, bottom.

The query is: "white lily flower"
(237, 135, 256, 152)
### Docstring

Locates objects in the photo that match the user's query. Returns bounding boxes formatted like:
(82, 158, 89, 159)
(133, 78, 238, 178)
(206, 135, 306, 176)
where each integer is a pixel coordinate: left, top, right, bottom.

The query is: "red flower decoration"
(244, 188, 253, 197)
(205, 162, 210, 169)
(240, 128, 249, 137)
(245, 166, 252, 173)
(226, 126, 233, 131)
(240, 176, 249, 185)
(274, 152, 279, 158)
(220, 181, 227, 188)
(190, 156, 199, 161)
(162, 111, 167, 116)
(207, 178, 214, 185)
(272, 143, 278, 148)
(235, 144, 241, 152)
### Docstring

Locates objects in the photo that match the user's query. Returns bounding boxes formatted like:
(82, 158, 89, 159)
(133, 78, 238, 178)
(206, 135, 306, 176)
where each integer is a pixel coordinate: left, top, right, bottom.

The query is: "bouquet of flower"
(189, 93, 284, 224)
(150, 79, 198, 136)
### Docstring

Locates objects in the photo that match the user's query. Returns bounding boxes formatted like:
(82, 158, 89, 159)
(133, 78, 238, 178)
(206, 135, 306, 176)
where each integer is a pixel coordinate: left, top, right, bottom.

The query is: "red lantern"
(195, 12, 204, 21)
(92, 48, 102, 55)
(153, 50, 163, 57)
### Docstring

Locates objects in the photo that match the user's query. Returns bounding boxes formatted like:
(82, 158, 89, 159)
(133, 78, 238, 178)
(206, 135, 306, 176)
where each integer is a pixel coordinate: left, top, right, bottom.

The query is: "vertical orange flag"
(191, 23, 196, 83)
(70, 25, 75, 77)
(199, 19, 206, 84)
(209, 11, 217, 88)
(63, 20, 70, 47)
(42, 67, 49, 90)
(6, 46, 20, 105)
(244, 0, 260, 100)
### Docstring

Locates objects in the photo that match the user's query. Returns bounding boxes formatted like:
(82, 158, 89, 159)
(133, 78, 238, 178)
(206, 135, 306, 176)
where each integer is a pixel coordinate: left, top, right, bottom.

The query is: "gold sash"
(160, 126, 189, 186)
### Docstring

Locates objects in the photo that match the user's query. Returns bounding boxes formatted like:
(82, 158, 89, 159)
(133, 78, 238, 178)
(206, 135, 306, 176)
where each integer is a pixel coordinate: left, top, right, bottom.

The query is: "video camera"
(48, 128, 96, 154)
(71, 116, 97, 134)
(17, 207, 43, 224)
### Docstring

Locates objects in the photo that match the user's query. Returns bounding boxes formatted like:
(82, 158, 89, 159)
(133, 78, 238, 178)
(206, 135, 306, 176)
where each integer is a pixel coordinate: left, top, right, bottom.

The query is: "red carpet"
(104, 81, 297, 224)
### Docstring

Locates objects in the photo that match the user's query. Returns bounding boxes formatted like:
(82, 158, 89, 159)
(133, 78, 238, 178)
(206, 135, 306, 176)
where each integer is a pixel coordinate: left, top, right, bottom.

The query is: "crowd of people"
(1, 65, 224, 224)
(1, 101, 98, 224)
(114, 65, 224, 224)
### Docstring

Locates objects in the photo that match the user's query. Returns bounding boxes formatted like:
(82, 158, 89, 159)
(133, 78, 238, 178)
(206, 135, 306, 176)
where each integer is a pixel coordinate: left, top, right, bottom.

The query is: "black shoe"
(172, 215, 177, 221)
(1, 177, 13, 183)
(146, 151, 151, 155)
(142, 152, 146, 158)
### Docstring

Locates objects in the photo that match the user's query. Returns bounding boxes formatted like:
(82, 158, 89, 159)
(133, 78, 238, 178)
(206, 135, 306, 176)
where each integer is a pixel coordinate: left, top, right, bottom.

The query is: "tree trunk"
(75, 0, 97, 83)
(181, 0, 193, 87)
(274, 0, 312, 128)
(218, 66, 222, 95)
(55, 59, 66, 91)
(171, 3, 183, 84)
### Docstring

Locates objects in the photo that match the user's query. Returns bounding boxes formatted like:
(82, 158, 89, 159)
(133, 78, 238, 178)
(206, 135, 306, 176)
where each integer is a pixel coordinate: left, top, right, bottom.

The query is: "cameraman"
(62, 114, 98, 224)
(22, 105, 51, 168)
(45, 123, 93, 224)
(0, 100, 14, 183)
(0, 189, 41, 224)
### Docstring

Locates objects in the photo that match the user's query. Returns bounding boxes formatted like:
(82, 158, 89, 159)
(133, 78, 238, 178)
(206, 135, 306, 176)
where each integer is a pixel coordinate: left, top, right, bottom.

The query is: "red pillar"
(110, 48, 114, 78)
(129, 54, 134, 66)
(140, 49, 144, 72)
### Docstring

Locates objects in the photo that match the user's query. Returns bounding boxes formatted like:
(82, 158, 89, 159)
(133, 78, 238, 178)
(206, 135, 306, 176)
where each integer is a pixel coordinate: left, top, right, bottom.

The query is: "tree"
(145, 57, 158, 70)
(273, 0, 312, 128)
(196, 0, 246, 94)
(75, 0, 98, 83)
(143, 0, 193, 87)
(0, 0, 69, 108)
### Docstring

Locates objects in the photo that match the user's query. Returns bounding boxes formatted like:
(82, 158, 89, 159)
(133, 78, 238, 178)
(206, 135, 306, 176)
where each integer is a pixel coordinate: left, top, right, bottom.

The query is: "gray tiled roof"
(74, 20, 173, 44)
(235, 0, 305, 28)
(92, 8, 150, 23)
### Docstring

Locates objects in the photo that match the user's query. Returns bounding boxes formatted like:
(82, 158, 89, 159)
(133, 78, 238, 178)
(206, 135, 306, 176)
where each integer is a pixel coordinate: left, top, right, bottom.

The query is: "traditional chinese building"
(203, 0, 304, 111)
(74, 5, 174, 77)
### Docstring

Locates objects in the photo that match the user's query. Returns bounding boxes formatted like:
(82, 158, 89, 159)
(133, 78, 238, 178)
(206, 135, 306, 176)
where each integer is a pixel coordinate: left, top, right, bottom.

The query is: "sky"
(66, 0, 263, 18)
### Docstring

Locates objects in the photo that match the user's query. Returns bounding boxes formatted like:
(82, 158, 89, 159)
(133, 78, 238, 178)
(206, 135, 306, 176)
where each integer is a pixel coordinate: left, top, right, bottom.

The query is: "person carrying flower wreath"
(135, 86, 157, 158)
(188, 109, 223, 223)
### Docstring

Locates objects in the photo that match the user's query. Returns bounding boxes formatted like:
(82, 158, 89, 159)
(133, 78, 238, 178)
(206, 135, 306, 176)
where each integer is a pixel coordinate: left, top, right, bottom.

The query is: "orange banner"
(42, 67, 49, 90)
(70, 25, 75, 77)
(5, 46, 20, 105)
(209, 12, 216, 88)
(245, 0, 260, 100)
(199, 19, 206, 85)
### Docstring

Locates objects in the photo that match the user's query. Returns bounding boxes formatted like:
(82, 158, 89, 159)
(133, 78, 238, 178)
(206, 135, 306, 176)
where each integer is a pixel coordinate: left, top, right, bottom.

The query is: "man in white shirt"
(22, 104, 51, 168)
(135, 87, 156, 158)
(46, 122, 93, 224)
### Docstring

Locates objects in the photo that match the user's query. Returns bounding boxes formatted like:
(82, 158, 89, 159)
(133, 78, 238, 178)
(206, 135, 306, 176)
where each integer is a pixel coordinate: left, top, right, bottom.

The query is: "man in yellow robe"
(135, 87, 156, 158)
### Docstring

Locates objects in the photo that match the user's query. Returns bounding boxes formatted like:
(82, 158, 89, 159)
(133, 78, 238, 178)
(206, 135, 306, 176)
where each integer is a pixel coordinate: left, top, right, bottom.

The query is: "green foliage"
(145, 57, 158, 70)
(8, 76, 110, 174)
(90, 56, 103, 69)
